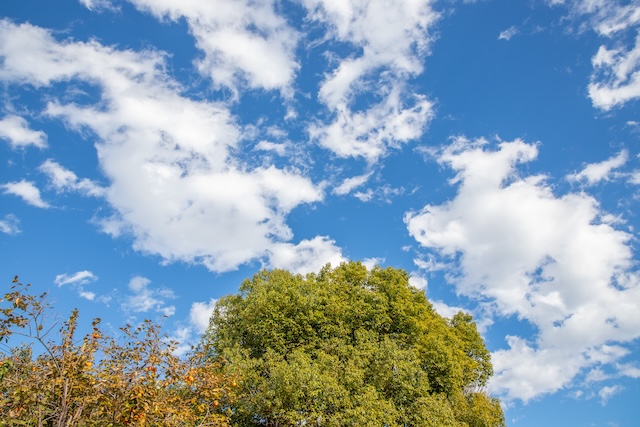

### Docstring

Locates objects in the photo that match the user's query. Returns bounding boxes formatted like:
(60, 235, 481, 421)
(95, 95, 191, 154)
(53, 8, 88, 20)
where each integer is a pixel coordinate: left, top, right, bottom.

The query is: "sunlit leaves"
(207, 261, 505, 426)
(0, 277, 236, 426)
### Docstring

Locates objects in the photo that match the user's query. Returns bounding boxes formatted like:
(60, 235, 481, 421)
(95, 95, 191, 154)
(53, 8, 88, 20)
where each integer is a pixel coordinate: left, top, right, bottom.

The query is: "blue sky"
(1, 0, 639, 425)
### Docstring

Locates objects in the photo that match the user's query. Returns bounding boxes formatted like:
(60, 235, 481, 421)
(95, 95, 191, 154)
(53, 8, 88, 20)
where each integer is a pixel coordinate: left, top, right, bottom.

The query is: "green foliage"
(206, 262, 505, 427)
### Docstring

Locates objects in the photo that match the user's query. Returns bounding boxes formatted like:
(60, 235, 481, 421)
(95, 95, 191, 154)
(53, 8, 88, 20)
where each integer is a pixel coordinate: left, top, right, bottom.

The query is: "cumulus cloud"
(408, 273, 428, 290)
(303, 0, 439, 162)
(361, 257, 384, 270)
(405, 137, 640, 402)
(0, 19, 336, 273)
(125, 0, 300, 95)
(0, 214, 20, 235)
(567, 149, 628, 185)
(123, 276, 176, 317)
(0, 115, 47, 149)
(267, 236, 346, 274)
(430, 300, 466, 319)
(189, 298, 218, 334)
(2, 180, 49, 208)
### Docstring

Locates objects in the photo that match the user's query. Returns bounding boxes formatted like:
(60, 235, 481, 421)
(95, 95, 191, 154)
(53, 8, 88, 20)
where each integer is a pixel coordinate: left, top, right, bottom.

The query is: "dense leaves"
(207, 262, 504, 427)
(1, 278, 236, 427)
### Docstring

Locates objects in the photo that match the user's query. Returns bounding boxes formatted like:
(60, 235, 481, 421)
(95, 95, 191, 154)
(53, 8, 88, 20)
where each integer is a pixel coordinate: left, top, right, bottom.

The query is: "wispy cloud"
(55, 270, 97, 287)
(54, 270, 98, 301)
(0, 214, 20, 235)
(498, 25, 519, 41)
(333, 171, 374, 195)
(122, 276, 176, 317)
(39, 160, 105, 197)
(599, 385, 623, 405)
(567, 150, 628, 185)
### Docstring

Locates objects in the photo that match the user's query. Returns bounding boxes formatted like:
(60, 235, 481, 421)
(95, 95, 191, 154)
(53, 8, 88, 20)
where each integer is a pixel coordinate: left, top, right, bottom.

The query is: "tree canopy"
(206, 262, 505, 427)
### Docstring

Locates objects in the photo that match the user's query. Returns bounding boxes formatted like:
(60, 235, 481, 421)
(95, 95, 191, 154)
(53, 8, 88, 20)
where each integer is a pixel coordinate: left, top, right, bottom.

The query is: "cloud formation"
(40, 160, 105, 197)
(54, 270, 98, 300)
(551, 0, 640, 109)
(405, 137, 640, 402)
(123, 276, 176, 317)
(125, 0, 300, 96)
(189, 298, 218, 334)
(0, 214, 20, 235)
(304, 0, 439, 162)
(0, 19, 339, 273)
(0, 115, 47, 149)
(567, 150, 628, 185)
(498, 25, 519, 41)
(2, 180, 49, 208)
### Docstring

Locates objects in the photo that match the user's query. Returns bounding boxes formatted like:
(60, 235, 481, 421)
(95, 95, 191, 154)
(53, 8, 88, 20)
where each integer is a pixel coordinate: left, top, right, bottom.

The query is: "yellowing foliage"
(0, 278, 237, 427)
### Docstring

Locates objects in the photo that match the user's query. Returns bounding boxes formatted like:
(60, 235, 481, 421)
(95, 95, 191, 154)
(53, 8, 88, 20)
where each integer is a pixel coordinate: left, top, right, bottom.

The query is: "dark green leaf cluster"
(206, 262, 505, 427)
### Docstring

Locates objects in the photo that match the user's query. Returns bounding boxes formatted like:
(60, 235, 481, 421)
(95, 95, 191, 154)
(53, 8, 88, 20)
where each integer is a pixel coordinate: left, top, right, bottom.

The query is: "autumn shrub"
(0, 277, 236, 427)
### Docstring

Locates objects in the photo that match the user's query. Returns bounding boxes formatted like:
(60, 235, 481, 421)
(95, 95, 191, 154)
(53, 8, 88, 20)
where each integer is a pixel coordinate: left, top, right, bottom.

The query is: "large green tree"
(205, 262, 504, 427)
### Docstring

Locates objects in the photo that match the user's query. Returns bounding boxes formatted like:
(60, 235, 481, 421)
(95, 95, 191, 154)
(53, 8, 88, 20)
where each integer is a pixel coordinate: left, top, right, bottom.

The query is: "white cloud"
(79, 0, 117, 11)
(599, 384, 623, 405)
(268, 236, 346, 275)
(585, 366, 611, 383)
(189, 298, 218, 334)
(78, 290, 97, 301)
(0, 214, 20, 235)
(430, 300, 466, 319)
(405, 137, 640, 402)
(0, 19, 337, 273)
(498, 26, 519, 41)
(254, 140, 289, 156)
(2, 180, 49, 208)
(551, 1, 640, 109)
(333, 171, 373, 195)
(616, 363, 640, 378)
(123, 276, 176, 317)
(0, 115, 47, 149)
(310, 87, 434, 163)
(126, 0, 300, 95)
(408, 273, 428, 290)
(40, 159, 105, 197)
(589, 34, 640, 110)
(55, 270, 98, 301)
(362, 257, 384, 270)
(302, 0, 439, 162)
(54, 270, 98, 287)
(567, 149, 628, 185)
(304, 0, 438, 106)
